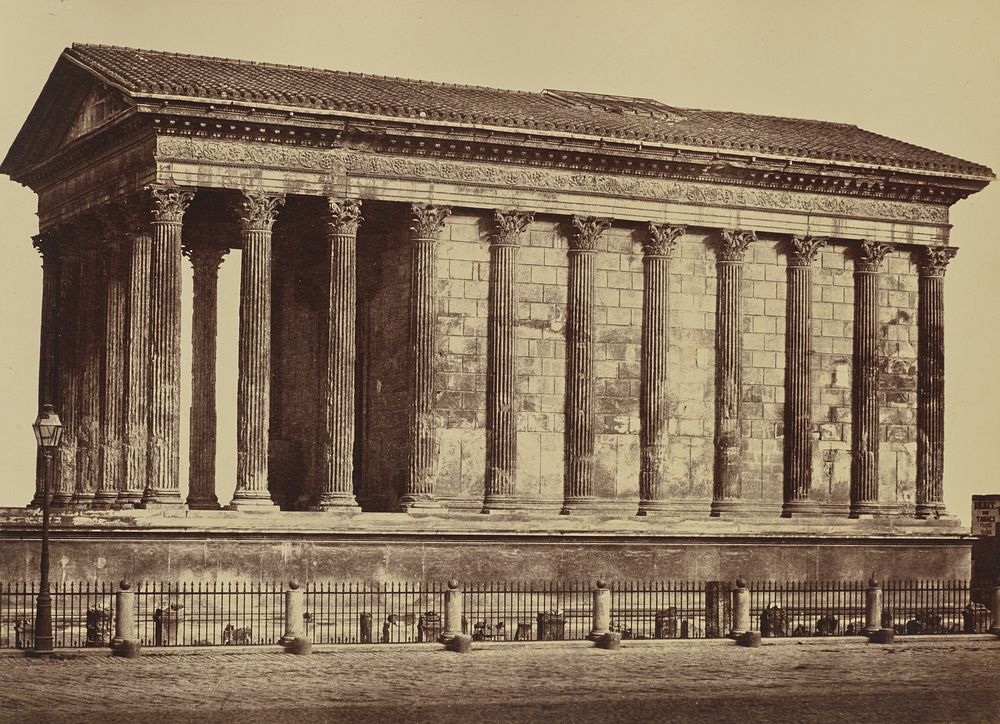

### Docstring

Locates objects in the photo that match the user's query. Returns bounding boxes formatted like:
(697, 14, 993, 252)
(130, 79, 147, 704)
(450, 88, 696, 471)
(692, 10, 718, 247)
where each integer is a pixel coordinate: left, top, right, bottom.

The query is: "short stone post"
(442, 579, 471, 652)
(863, 574, 882, 635)
(989, 580, 1000, 637)
(282, 581, 310, 654)
(589, 579, 611, 641)
(111, 580, 140, 658)
(730, 579, 751, 638)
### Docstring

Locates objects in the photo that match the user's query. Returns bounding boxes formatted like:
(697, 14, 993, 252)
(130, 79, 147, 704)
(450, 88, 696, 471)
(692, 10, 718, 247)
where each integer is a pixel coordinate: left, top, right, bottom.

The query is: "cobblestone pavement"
(0, 637, 997, 723)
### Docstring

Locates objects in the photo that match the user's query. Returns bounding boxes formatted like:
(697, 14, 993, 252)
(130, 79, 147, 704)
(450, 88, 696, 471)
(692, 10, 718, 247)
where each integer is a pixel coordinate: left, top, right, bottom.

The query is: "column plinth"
(781, 236, 827, 517)
(561, 216, 611, 515)
(185, 239, 229, 510)
(30, 233, 60, 508)
(850, 241, 894, 518)
(399, 204, 450, 512)
(916, 246, 956, 519)
(638, 223, 684, 516)
(231, 192, 284, 510)
(120, 199, 153, 508)
(711, 230, 756, 517)
(140, 187, 194, 508)
(315, 199, 363, 512)
(94, 223, 128, 509)
(483, 210, 533, 513)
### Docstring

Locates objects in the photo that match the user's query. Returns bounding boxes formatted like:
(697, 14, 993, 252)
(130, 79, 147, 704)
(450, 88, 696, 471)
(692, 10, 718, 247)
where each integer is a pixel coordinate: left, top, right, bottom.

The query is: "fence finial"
(119, 580, 131, 591)
(596, 579, 607, 589)
(448, 579, 459, 590)
(288, 580, 300, 590)
(868, 572, 879, 588)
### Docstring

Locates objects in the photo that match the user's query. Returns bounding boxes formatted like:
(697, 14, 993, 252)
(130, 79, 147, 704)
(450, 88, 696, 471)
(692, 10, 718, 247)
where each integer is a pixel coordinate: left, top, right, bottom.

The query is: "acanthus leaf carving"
(569, 216, 612, 251)
(644, 223, 686, 257)
(717, 229, 757, 262)
(327, 198, 363, 236)
(410, 203, 451, 240)
(493, 209, 534, 246)
(919, 246, 957, 277)
(239, 192, 285, 232)
(855, 240, 895, 272)
(788, 236, 828, 266)
(149, 186, 195, 224)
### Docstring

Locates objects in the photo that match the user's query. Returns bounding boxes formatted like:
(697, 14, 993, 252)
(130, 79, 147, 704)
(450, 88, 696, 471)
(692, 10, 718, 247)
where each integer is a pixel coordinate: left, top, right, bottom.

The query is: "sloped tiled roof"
(61, 44, 992, 179)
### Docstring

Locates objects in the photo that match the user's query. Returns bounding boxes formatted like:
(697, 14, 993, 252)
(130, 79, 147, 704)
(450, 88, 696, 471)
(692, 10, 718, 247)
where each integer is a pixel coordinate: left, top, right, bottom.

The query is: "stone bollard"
(588, 579, 611, 642)
(989, 582, 1000, 637)
(736, 631, 762, 648)
(863, 574, 882, 635)
(729, 579, 750, 638)
(111, 580, 141, 658)
(441, 579, 466, 647)
(596, 632, 621, 650)
(281, 581, 309, 653)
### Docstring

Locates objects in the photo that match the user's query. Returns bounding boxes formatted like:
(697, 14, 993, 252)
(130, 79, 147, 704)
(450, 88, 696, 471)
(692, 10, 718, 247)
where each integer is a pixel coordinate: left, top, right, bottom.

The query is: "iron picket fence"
(0, 578, 994, 648)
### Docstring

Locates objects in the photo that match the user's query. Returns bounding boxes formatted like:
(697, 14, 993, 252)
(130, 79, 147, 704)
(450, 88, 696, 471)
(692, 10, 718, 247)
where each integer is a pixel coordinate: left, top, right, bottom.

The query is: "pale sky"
(1, 0, 997, 526)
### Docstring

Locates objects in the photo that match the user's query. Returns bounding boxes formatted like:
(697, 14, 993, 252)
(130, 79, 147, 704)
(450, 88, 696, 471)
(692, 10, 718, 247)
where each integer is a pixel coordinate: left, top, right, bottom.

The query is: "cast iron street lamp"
(30, 404, 62, 657)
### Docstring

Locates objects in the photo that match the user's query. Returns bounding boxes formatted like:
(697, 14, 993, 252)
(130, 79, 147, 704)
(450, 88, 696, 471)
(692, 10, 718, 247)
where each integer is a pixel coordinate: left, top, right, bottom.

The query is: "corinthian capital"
(919, 246, 957, 277)
(569, 216, 612, 251)
(32, 231, 59, 260)
(239, 192, 285, 232)
(410, 204, 451, 240)
(493, 210, 534, 246)
(149, 186, 195, 224)
(717, 229, 757, 262)
(327, 198, 363, 236)
(855, 240, 894, 272)
(644, 223, 685, 257)
(788, 236, 828, 267)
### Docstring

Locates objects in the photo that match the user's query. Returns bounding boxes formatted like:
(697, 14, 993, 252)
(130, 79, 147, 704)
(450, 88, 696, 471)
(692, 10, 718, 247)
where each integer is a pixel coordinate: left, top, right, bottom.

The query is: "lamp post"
(30, 404, 62, 658)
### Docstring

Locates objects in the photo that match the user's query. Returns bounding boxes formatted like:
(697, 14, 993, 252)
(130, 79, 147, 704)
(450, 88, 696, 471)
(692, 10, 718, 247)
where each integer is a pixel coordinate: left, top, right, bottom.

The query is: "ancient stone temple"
(0, 44, 992, 582)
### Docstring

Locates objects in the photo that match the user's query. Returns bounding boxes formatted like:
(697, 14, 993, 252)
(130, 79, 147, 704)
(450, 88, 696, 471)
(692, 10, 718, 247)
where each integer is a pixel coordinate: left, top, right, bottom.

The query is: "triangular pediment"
(1, 54, 135, 180)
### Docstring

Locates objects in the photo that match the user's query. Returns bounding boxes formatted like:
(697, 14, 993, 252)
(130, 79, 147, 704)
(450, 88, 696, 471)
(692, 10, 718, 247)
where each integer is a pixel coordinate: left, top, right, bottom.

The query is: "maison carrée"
(0, 44, 993, 583)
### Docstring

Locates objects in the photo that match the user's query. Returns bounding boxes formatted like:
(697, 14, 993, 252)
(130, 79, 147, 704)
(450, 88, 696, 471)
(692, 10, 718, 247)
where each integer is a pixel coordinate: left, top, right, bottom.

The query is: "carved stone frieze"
(644, 223, 685, 257)
(156, 137, 950, 225)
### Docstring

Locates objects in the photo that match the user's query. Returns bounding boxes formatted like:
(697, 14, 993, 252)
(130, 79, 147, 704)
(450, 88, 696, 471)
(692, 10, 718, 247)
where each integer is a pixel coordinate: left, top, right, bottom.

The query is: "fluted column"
(782, 236, 827, 517)
(916, 246, 956, 519)
(52, 228, 79, 507)
(400, 203, 450, 511)
(141, 187, 194, 507)
(30, 232, 60, 508)
(72, 220, 103, 508)
(185, 241, 229, 509)
(120, 201, 153, 508)
(231, 192, 284, 509)
(316, 198, 363, 511)
(483, 210, 533, 513)
(561, 216, 611, 515)
(94, 221, 128, 509)
(711, 229, 756, 517)
(850, 241, 893, 518)
(638, 222, 684, 515)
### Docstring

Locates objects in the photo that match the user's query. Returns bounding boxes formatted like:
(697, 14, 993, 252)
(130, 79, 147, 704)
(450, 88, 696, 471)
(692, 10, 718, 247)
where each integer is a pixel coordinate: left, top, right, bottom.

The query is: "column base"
(187, 497, 221, 511)
(636, 500, 680, 517)
(137, 491, 185, 509)
(70, 493, 96, 509)
(710, 499, 746, 517)
(312, 494, 362, 513)
(559, 497, 613, 515)
(849, 503, 885, 519)
(481, 495, 523, 513)
(228, 494, 278, 511)
(781, 500, 823, 518)
(115, 493, 143, 509)
(915, 503, 947, 520)
(49, 494, 73, 509)
(397, 494, 444, 512)
(91, 492, 119, 510)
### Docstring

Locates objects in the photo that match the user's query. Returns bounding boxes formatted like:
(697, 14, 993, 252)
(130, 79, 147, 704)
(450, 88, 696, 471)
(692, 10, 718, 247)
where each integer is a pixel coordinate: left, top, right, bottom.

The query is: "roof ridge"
(69, 43, 546, 99)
